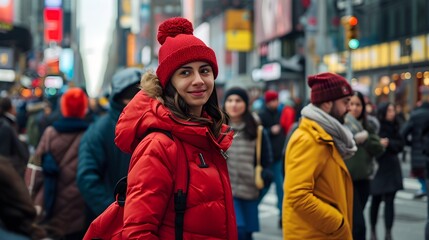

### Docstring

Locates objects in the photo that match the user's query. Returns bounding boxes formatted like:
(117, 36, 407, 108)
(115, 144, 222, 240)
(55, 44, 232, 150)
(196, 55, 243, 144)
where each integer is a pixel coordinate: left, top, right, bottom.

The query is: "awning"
(0, 25, 32, 52)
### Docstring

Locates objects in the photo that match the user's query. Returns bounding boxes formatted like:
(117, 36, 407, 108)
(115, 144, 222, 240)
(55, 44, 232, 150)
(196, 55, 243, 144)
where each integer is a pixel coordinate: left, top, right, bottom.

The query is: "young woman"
(223, 88, 272, 240)
(370, 102, 404, 240)
(114, 17, 237, 239)
(344, 91, 385, 240)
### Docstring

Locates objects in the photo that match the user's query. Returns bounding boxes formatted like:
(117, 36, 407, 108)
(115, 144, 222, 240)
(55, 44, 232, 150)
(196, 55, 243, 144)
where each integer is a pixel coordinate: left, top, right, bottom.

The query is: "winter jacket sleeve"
(400, 120, 412, 145)
(77, 125, 112, 215)
(385, 132, 404, 155)
(284, 136, 344, 235)
(362, 133, 385, 158)
(122, 134, 176, 240)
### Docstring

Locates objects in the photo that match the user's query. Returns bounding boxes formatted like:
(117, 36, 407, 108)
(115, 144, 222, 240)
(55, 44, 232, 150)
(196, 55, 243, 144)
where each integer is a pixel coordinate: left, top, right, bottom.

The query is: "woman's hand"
(380, 137, 389, 147)
(354, 130, 368, 144)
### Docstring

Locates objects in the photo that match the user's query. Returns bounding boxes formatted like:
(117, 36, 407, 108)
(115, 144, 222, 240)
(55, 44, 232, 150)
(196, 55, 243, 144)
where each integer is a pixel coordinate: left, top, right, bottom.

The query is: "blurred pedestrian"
(279, 98, 296, 135)
(402, 86, 429, 240)
(282, 72, 356, 239)
(30, 88, 90, 239)
(223, 87, 273, 240)
(257, 90, 286, 227)
(113, 17, 236, 239)
(77, 68, 141, 224)
(0, 96, 29, 177)
(0, 96, 18, 131)
(401, 86, 429, 199)
(0, 155, 46, 240)
(370, 102, 404, 240)
(344, 91, 385, 240)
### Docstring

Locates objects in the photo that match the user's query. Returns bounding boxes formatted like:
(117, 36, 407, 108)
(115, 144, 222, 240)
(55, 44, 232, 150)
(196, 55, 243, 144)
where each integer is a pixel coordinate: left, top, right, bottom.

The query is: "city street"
(255, 151, 427, 240)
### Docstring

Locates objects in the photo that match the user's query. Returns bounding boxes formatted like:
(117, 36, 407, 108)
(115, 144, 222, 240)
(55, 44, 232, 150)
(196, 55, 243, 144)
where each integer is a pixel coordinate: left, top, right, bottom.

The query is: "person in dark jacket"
(0, 96, 29, 177)
(370, 102, 404, 240)
(0, 155, 47, 240)
(401, 87, 429, 200)
(257, 90, 286, 227)
(344, 91, 385, 240)
(403, 86, 429, 240)
(223, 87, 273, 240)
(77, 68, 141, 223)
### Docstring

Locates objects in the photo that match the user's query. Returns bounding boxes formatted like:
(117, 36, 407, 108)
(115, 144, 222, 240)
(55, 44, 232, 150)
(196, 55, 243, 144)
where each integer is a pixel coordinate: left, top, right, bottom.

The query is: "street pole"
(316, 0, 328, 73)
(345, 0, 353, 82)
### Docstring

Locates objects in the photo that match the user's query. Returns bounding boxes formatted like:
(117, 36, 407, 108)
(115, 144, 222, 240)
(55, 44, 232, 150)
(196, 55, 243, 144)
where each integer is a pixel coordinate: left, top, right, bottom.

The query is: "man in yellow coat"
(282, 72, 357, 240)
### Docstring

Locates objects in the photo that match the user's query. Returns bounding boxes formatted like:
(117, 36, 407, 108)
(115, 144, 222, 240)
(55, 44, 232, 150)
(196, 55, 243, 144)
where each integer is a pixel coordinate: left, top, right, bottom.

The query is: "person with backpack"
(28, 88, 90, 239)
(112, 17, 236, 239)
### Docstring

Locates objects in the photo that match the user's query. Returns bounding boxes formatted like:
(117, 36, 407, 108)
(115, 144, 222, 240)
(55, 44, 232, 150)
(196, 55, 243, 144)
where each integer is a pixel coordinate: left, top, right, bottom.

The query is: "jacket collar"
(115, 91, 233, 154)
(299, 117, 351, 176)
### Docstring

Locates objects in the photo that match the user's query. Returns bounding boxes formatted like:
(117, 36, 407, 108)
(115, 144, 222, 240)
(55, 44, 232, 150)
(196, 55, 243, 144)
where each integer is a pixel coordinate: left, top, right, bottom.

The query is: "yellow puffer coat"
(282, 117, 353, 240)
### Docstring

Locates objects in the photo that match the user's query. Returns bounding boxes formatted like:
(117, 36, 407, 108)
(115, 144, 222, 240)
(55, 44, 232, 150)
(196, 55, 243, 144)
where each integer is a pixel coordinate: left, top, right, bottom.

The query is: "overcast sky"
(78, 0, 116, 97)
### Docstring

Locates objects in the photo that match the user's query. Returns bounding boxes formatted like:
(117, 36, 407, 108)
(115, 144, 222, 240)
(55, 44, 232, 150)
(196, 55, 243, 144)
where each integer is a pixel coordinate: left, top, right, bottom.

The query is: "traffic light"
(342, 16, 359, 50)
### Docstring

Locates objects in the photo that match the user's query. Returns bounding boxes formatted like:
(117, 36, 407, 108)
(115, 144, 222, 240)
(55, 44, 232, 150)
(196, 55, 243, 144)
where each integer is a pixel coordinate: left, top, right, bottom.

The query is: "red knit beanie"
(156, 17, 218, 89)
(60, 88, 88, 118)
(264, 90, 279, 103)
(308, 72, 352, 104)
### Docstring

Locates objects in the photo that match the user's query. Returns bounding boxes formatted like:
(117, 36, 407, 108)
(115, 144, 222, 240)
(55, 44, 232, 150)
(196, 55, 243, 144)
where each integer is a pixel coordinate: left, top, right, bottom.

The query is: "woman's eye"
(201, 68, 211, 74)
(180, 70, 190, 76)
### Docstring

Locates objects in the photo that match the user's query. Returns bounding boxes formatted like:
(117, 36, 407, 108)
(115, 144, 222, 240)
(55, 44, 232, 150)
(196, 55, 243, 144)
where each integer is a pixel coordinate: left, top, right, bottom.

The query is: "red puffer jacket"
(115, 91, 237, 240)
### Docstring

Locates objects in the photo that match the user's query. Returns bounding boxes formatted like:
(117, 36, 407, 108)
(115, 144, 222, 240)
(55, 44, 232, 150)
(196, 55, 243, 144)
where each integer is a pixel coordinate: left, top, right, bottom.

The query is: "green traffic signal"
(348, 39, 360, 49)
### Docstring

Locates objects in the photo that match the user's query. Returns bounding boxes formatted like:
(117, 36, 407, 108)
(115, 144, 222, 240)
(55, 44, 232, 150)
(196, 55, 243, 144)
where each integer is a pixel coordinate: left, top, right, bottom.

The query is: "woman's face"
(349, 95, 363, 119)
(385, 104, 396, 122)
(171, 61, 215, 116)
(224, 94, 246, 121)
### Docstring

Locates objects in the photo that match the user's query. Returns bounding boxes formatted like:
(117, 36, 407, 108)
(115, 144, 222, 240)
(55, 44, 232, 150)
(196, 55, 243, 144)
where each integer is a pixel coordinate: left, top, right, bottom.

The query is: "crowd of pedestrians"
(1, 16, 429, 240)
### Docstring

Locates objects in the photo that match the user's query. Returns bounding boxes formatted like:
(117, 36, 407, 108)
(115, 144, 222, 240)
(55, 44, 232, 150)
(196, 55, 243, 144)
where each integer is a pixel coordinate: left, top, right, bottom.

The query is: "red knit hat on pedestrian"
(308, 72, 353, 104)
(60, 88, 88, 119)
(156, 17, 218, 89)
(264, 90, 279, 103)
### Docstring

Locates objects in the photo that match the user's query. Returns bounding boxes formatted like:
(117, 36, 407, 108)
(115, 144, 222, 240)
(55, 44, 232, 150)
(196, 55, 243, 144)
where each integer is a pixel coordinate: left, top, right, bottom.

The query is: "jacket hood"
(115, 91, 233, 154)
(110, 68, 142, 104)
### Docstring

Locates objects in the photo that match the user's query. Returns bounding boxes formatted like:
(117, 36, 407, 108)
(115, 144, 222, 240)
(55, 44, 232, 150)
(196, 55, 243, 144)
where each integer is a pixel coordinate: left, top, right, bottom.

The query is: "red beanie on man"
(264, 90, 279, 103)
(60, 88, 88, 119)
(156, 17, 218, 89)
(308, 72, 352, 104)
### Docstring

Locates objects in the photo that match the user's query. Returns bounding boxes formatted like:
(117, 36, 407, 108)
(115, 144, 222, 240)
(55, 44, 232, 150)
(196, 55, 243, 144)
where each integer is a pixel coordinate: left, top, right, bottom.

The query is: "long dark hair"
(353, 91, 369, 129)
(163, 81, 228, 138)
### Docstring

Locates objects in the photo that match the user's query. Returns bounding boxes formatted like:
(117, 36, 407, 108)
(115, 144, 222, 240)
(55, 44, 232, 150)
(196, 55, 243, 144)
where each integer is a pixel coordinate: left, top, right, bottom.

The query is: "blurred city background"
(1, 1, 429, 239)
(1, 0, 428, 112)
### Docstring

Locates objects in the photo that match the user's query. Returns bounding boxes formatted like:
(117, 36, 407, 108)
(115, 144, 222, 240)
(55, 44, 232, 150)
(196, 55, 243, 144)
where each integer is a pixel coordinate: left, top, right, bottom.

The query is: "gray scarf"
(301, 104, 357, 160)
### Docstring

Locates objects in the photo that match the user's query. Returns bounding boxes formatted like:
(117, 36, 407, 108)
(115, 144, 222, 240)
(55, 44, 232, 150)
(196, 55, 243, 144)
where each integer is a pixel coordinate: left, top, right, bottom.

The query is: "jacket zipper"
(198, 153, 209, 168)
(220, 149, 228, 160)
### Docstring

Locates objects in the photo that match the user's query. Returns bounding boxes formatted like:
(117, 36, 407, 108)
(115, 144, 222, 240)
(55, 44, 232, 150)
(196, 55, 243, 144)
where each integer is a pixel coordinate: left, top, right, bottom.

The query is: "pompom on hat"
(308, 72, 353, 104)
(60, 88, 88, 119)
(156, 17, 218, 89)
